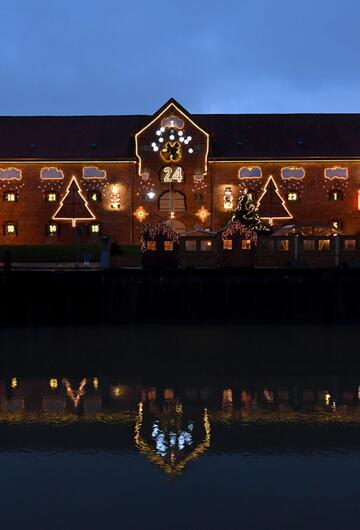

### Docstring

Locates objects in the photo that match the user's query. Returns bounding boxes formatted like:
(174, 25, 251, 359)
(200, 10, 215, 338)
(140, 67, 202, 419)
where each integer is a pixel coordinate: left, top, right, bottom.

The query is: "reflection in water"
(134, 402, 211, 477)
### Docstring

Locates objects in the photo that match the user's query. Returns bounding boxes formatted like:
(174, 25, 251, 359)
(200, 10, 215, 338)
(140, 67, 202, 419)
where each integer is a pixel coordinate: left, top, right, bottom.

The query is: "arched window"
(159, 190, 186, 211)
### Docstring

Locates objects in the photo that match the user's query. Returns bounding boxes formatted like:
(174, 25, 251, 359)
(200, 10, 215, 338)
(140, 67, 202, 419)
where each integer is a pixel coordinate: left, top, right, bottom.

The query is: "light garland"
(140, 221, 179, 253)
(221, 221, 258, 245)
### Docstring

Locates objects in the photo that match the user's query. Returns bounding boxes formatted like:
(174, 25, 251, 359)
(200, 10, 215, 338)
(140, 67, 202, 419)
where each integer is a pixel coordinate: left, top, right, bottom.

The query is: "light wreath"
(140, 221, 179, 253)
(52, 175, 96, 227)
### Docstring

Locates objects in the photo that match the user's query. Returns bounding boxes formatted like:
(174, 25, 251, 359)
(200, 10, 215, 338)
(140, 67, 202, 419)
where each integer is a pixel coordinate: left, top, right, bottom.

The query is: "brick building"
(1, 97, 360, 245)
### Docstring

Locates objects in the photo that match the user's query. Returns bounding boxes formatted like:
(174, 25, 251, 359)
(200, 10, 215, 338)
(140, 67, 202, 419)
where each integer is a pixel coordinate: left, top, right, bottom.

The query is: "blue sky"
(0, 0, 359, 115)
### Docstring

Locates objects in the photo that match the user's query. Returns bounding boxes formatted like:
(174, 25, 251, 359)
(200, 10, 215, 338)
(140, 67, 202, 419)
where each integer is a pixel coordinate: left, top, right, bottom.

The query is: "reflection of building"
(134, 402, 211, 477)
(3, 98, 360, 246)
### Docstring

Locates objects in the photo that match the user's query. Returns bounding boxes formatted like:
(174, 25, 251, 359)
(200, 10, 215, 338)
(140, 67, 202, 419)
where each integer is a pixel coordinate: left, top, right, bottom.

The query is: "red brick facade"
(0, 99, 359, 245)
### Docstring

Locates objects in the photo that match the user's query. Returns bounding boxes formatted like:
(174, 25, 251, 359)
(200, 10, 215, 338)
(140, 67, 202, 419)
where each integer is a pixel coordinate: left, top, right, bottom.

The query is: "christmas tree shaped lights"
(52, 176, 95, 227)
(257, 176, 293, 225)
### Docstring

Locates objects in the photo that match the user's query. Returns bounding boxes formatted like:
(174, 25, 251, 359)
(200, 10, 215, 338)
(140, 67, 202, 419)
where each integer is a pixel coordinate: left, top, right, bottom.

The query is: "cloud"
(0, 167, 22, 180)
(281, 167, 305, 180)
(325, 167, 348, 179)
(83, 166, 106, 179)
(40, 167, 64, 180)
(239, 166, 262, 179)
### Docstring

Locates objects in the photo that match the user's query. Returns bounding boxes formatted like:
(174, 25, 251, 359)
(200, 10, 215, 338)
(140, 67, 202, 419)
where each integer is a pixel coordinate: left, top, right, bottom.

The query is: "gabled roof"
(1, 105, 360, 161)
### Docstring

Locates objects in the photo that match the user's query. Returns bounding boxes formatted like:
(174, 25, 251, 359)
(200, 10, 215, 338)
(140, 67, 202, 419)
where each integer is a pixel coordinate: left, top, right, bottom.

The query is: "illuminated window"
(319, 239, 330, 251)
(4, 192, 16, 202)
(194, 193, 203, 202)
(344, 239, 356, 251)
(89, 190, 101, 202)
(241, 239, 251, 250)
(164, 241, 174, 251)
(46, 192, 57, 202)
(223, 239, 233, 250)
(329, 190, 343, 201)
(4, 222, 17, 235)
(287, 192, 299, 201)
(200, 240, 212, 251)
(303, 240, 315, 251)
(185, 240, 196, 252)
(46, 223, 58, 236)
(278, 239, 289, 251)
(146, 241, 156, 251)
(330, 220, 342, 230)
(89, 223, 100, 234)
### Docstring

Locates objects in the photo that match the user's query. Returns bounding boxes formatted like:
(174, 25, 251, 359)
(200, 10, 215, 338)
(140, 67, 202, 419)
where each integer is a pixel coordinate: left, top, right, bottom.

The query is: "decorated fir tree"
(53, 176, 95, 227)
(232, 189, 270, 233)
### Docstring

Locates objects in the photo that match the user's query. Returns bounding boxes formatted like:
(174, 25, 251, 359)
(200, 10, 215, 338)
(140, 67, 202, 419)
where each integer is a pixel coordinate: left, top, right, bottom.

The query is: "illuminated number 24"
(163, 166, 184, 182)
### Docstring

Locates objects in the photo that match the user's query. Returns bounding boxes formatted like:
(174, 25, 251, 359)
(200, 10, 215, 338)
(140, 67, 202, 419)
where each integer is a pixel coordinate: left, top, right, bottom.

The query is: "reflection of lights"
(49, 378, 58, 390)
(264, 388, 273, 403)
(11, 377, 17, 389)
(112, 385, 127, 398)
(223, 388, 233, 404)
(325, 392, 331, 406)
(63, 378, 87, 407)
(164, 388, 174, 400)
(134, 403, 211, 477)
(93, 377, 99, 390)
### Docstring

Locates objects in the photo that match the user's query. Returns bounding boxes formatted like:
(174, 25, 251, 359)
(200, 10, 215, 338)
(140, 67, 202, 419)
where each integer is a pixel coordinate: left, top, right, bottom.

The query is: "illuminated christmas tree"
(53, 176, 95, 227)
(257, 176, 292, 225)
(232, 189, 270, 233)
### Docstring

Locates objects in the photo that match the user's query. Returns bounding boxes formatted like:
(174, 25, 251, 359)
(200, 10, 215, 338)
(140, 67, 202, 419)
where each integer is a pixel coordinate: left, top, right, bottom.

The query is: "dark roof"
(1, 111, 360, 160)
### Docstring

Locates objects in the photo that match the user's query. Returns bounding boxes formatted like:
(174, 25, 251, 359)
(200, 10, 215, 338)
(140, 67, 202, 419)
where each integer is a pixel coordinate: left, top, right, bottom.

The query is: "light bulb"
(159, 137, 164, 143)
(188, 148, 194, 154)
(169, 134, 175, 140)
(178, 131, 183, 136)
(147, 191, 155, 199)
(180, 137, 184, 142)
(156, 130, 161, 136)
(160, 127, 165, 133)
